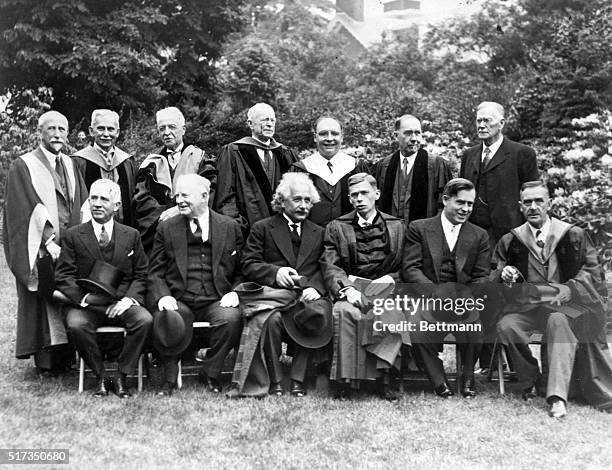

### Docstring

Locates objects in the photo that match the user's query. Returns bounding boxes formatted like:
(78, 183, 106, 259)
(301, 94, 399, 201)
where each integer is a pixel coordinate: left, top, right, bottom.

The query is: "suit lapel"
(110, 223, 125, 265)
(270, 215, 297, 266)
(211, 211, 227, 275)
(483, 139, 508, 173)
(80, 222, 102, 259)
(454, 224, 471, 276)
(296, 219, 316, 269)
(312, 174, 334, 202)
(170, 217, 189, 283)
(426, 216, 444, 282)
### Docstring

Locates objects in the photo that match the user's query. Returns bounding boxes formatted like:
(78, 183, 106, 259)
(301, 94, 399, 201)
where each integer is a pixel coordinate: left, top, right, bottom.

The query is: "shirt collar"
(91, 218, 114, 237)
(357, 211, 377, 227)
(529, 217, 551, 240)
(440, 212, 462, 232)
(483, 135, 504, 157)
(400, 151, 417, 160)
(252, 136, 271, 148)
(39, 144, 62, 167)
(282, 212, 301, 228)
(167, 143, 184, 155)
(93, 142, 115, 157)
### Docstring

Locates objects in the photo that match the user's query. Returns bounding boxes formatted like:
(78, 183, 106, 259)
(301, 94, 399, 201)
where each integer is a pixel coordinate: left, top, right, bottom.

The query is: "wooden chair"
(177, 321, 211, 389)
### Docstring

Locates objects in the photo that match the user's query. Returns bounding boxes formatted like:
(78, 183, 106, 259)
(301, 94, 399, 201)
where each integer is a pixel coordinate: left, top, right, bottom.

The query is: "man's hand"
(46, 241, 61, 261)
(276, 267, 299, 288)
(344, 286, 364, 308)
(107, 297, 134, 318)
(365, 275, 394, 297)
(300, 287, 321, 302)
(549, 283, 572, 306)
(220, 291, 239, 308)
(159, 206, 180, 222)
(501, 266, 520, 283)
(158, 295, 178, 311)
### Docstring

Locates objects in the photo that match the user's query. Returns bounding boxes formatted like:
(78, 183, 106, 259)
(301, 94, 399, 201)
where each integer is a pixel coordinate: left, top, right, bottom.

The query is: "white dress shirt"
(400, 151, 417, 175)
(189, 211, 210, 242)
(39, 144, 63, 168)
(440, 212, 461, 251)
(91, 219, 114, 243)
(528, 218, 550, 245)
(282, 213, 302, 236)
(481, 135, 504, 162)
(167, 143, 184, 169)
(252, 137, 271, 164)
(357, 212, 377, 227)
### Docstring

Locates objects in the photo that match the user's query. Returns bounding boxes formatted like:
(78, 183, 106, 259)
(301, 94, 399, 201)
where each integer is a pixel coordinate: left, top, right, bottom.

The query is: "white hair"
(156, 107, 185, 126)
(91, 109, 120, 128)
(247, 103, 275, 122)
(175, 174, 211, 193)
(38, 111, 68, 129)
(477, 101, 505, 119)
(271, 173, 320, 212)
(90, 179, 122, 204)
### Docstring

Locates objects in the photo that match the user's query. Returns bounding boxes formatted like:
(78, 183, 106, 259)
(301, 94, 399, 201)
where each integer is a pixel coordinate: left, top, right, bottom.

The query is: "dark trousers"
(411, 324, 482, 388)
(157, 299, 242, 384)
(497, 310, 577, 402)
(66, 305, 152, 378)
(264, 311, 311, 383)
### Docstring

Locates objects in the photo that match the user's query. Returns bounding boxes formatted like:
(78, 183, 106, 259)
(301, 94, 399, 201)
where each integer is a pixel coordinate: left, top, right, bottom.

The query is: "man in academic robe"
(133, 106, 216, 252)
(494, 181, 612, 418)
(459, 101, 539, 372)
(148, 174, 243, 396)
(320, 173, 406, 401)
(72, 109, 138, 227)
(375, 114, 451, 223)
(232, 172, 332, 398)
(403, 178, 490, 398)
(213, 102, 299, 235)
(55, 179, 152, 397)
(292, 116, 369, 227)
(3, 110, 88, 372)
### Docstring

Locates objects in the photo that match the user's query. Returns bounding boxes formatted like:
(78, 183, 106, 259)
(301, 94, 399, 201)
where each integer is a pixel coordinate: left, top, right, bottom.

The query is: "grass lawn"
(0, 251, 611, 470)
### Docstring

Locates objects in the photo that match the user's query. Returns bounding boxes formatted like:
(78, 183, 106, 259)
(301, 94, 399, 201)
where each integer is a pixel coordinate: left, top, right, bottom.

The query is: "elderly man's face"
(39, 117, 68, 155)
(282, 182, 314, 223)
(157, 117, 185, 151)
(520, 186, 551, 229)
(248, 107, 276, 142)
(395, 117, 422, 156)
(314, 118, 342, 159)
(476, 105, 504, 145)
(89, 185, 119, 224)
(90, 114, 119, 152)
(175, 178, 208, 219)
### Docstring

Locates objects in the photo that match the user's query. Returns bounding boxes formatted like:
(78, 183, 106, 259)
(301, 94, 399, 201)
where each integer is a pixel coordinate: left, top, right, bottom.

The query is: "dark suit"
(459, 137, 538, 246)
(147, 210, 243, 382)
(402, 215, 490, 387)
(242, 214, 328, 383)
(55, 221, 152, 378)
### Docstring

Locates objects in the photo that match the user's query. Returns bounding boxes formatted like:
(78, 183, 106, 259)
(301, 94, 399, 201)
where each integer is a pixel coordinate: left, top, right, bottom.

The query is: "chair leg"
(137, 355, 143, 392)
(78, 357, 85, 393)
(455, 345, 463, 392)
(498, 347, 505, 395)
(177, 360, 182, 389)
(487, 340, 499, 383)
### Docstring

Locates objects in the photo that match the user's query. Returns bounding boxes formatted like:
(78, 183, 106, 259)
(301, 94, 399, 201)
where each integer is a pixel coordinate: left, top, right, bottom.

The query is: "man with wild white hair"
(230, 173, 332, 398)
(72, 109, 138, 227)
(133, 106, 216, 252)
(213, 102, 299, 234)
(3, 110, 88, 373)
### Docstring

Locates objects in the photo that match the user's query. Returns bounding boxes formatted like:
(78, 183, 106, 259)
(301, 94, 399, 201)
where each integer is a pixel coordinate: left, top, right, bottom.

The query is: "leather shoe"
(269, 382, 284, 397)
(93, 377, 110, 397)
(114, 373, 131, 398)
(377, 384, 399, 403)
(333, 384, 353, 400)
(157, 381, 177, 397)
(290, 380, 306, 398)
(548, 397, 567, 418)
(522, 386, 537, 401)
(198, 372, 222, 393)
(461, 378, 477, 398)
(434, 383, 454, 398)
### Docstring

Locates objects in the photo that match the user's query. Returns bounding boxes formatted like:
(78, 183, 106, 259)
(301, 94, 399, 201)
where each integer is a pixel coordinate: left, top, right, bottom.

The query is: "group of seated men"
(3, 102, 612, 421)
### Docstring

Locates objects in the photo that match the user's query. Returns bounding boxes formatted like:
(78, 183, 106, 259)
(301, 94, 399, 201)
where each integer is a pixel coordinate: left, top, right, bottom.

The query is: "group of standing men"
(3, 100, 611, 418)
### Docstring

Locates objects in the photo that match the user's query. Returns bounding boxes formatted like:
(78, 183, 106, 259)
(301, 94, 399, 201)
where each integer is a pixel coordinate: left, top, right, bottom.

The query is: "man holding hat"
(494, 181, 612, 417)
(403, 178, 490, 398)
(55, 179, 152, 397)
(133, 106, 216, 252)
(148, 174, 243, 396)
(236, 173, 332, 397)
(72, 109, 138, 227)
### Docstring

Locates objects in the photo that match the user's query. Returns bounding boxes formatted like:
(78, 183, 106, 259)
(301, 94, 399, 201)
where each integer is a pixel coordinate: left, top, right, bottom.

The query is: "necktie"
(535, 229, 545, 250)
(168, 149, 180, 167)
(103, 150, 113, 167)
(289, 223, 300, 256)
(402, 157, 408, 175)
(327, 161, 334, 173)
(55, 156, 68, 194)
(99, 225, 110, 247)
(193, 218, 202, 240)
(482, 147, 492, 168)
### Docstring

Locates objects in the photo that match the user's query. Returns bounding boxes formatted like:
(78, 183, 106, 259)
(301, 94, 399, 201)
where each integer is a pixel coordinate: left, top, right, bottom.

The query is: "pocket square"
(127, 250, 134, 257)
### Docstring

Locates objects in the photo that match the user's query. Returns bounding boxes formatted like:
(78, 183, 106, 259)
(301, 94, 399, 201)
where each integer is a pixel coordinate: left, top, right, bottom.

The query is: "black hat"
(420, 282, 480, 324)
(152, 309, 193, 357)
(77, 260, 124, 298)
(282, 298, 333, 349)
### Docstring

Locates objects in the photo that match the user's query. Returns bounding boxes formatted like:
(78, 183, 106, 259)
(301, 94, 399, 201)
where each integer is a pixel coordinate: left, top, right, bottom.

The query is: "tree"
(0, 0, 247, 121)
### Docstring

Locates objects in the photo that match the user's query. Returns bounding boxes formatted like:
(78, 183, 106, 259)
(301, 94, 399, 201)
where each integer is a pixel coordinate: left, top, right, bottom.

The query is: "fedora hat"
(77, 260, 124, 298)
(152, 309, 193, 357)
(420, 282, 480, 324)
(282, 298, 333, 349)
